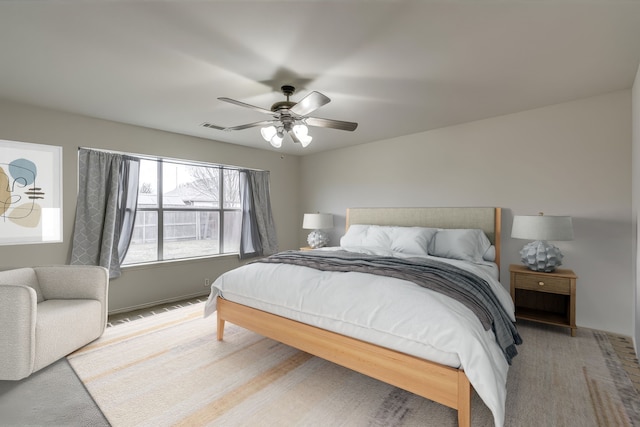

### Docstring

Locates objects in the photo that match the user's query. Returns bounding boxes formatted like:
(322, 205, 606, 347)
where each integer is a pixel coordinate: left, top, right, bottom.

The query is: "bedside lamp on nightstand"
(511, 212, 573, 272)
(303, 213, 333, 249)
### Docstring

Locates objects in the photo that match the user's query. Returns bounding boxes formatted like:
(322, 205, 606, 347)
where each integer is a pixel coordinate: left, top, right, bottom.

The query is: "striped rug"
(68, 302, 640, 427)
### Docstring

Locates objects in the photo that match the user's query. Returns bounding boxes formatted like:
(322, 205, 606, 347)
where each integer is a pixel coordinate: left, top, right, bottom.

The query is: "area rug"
(67, 302, 640, 427)
(0, 358, 110, 427)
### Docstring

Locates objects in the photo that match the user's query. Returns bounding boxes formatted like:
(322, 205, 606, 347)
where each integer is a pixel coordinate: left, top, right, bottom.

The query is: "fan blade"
(218, 97, 273, 115)
(288, 129, 301, 144)
(289, 91, 330, 116)
(224, 120, 277, 131)
(304, 117, 358, 132)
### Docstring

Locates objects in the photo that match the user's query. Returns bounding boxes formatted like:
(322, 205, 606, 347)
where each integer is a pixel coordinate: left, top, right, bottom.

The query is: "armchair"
(0, 265, 108, 380)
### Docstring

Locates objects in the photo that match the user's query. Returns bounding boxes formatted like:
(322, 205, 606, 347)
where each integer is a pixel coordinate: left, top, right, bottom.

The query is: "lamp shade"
(511, 215, 573, 241)
(303, 213, 333, 230)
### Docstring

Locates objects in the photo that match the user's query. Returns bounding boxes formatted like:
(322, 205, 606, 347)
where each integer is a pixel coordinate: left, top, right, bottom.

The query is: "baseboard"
(107, 291, 209, 315)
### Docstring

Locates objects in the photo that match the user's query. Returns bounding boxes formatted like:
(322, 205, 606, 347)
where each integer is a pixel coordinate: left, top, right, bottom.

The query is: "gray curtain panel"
(70, 149, 140, 278)
(239, 170, 278, 259)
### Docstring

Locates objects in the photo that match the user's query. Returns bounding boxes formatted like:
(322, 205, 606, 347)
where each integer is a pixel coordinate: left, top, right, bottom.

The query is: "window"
(123, 157, 242, 265)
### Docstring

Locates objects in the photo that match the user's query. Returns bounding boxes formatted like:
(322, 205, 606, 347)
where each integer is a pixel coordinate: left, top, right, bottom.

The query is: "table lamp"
(303, 213, 333, 248)
(511, 213, 573, 272)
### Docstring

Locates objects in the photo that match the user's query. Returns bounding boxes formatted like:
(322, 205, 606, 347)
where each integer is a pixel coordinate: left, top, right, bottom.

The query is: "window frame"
(123, 155, 243, 266)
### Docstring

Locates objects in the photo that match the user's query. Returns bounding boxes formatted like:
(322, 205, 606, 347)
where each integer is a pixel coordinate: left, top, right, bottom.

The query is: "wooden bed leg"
(457, 371, 471, 427)
(217, 316, 225, 341)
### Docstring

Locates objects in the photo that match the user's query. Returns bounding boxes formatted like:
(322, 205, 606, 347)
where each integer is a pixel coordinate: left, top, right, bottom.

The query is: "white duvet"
(204, 247, 515, 427)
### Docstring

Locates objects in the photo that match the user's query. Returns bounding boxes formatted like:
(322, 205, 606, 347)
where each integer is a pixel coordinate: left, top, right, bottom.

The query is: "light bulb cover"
(293, 124, 308, 136)
(269, 133, 283, 148)
(261, 126, 277, 142)
(294, 124, 312, 147)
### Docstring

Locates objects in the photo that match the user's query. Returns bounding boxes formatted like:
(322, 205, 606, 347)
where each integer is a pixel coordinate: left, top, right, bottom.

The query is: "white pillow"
(341, 225, 437, 256)
(340, 224, 392, 249)
(482, 245, 496, 262)
(388, 226, 438, 256)
(429, 229, 492, 262)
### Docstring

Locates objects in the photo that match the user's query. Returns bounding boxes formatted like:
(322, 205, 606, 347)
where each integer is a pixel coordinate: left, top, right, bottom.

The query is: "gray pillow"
(430, 229, 492, 262)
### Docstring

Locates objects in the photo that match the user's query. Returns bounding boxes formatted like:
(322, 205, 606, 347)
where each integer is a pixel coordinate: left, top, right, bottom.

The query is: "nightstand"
(299, 246, 313, 251)
(509, 264, 577, 336)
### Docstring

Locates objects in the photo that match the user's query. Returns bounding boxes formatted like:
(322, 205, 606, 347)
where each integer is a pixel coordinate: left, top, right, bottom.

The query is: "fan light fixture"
(261, 123, 312, 148)
(206, 85, 358, 149)
(260, 126, 283, 148)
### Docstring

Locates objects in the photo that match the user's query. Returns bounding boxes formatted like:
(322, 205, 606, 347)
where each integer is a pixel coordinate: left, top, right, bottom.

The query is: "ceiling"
(1, 1, 640, 156)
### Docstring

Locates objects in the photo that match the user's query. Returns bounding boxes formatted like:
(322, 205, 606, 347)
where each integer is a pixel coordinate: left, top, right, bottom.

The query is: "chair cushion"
(33, 299, 103, 372)
(0, 268, 45, 303)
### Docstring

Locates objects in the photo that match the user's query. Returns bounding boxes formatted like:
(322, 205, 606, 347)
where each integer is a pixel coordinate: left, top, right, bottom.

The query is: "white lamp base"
(307, 230, 329, 249)
(520, 240, 564, 272)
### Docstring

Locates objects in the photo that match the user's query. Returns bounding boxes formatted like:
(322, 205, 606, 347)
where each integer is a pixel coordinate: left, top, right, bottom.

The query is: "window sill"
(121, 253, 238, 271)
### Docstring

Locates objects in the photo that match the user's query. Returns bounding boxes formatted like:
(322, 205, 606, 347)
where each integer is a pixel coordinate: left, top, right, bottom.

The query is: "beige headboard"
(346, 207, 502, 269)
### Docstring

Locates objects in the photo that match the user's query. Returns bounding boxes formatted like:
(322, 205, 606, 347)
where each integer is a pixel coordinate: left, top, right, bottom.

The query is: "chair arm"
(35, 265, 109, 330)
(0, 284, 37, 380)
(34, 265, 109, 303)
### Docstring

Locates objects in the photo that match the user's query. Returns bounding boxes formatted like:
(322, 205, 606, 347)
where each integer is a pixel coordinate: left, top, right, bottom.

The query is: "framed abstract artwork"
(0, 139, 63, 245)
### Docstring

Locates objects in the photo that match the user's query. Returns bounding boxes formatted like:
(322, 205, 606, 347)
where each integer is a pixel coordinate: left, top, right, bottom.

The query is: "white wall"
(632, 64, 640, 351)
(301, 91, 633, 336)
(1, 91, 633, 336)
(0, 99, 301, 312)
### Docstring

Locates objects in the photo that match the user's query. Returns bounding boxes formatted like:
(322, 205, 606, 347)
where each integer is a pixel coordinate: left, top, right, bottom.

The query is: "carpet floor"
(0, 358, 109, 427)
(65, 301, 640, 427)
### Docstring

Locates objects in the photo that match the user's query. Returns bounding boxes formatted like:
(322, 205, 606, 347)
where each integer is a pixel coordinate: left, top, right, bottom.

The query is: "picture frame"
(0, 139, 63, 245)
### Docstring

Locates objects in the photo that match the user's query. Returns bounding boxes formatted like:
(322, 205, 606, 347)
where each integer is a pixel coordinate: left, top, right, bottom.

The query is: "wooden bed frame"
(216, 207, 502, 427)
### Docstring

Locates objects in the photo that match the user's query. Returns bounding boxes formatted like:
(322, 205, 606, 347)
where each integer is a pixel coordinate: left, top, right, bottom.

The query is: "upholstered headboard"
(346, 207, 501, 269)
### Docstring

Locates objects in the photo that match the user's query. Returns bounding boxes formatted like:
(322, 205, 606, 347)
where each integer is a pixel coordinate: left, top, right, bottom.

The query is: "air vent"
(201, 122, 225, 130)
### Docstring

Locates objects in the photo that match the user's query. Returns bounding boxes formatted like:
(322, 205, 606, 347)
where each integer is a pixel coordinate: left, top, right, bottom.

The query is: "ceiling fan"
(202, 85, 358, 148)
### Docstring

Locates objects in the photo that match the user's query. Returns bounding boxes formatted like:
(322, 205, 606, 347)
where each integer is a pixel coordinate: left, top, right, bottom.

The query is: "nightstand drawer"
(514, 273, 570, 294)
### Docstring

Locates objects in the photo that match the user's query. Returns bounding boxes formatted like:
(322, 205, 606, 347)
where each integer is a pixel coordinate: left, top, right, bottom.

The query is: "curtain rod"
(77, 146, 264, 172)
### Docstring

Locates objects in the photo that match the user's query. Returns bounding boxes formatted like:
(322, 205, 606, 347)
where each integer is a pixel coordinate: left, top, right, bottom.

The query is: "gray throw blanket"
(253, 250, 522, 364)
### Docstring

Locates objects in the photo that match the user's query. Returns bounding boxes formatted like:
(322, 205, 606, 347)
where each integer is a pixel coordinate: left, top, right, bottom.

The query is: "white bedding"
(204, 247, 515, 427)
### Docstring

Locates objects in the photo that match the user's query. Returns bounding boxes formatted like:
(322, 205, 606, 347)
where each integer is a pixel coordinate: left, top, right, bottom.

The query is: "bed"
(204, 207, 519, 427)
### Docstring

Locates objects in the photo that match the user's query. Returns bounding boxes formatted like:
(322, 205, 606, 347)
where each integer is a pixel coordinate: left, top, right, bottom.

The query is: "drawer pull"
(538, 281, 545, 286)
